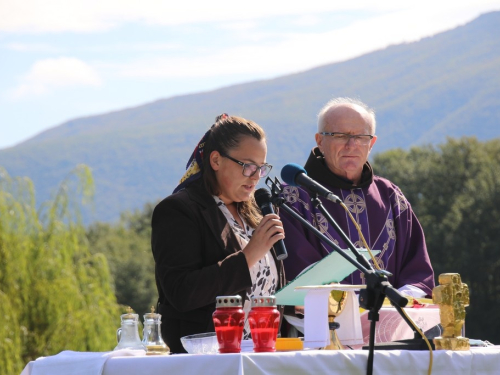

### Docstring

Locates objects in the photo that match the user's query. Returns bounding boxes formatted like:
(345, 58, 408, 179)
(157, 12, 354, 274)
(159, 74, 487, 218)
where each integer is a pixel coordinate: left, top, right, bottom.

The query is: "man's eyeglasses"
(319, 132, 374, 145)
(220, 152, 272, 178)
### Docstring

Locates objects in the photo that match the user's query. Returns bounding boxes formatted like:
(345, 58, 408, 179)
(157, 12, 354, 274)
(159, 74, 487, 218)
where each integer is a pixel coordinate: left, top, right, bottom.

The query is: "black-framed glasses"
(220, 152, 272, 178)
(319, 132, 374, 145)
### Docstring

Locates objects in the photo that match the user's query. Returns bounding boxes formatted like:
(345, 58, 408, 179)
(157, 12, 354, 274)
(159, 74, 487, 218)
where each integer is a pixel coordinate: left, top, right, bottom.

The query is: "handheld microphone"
(281, 163, 342, 204)
(254, 188, 288, 260)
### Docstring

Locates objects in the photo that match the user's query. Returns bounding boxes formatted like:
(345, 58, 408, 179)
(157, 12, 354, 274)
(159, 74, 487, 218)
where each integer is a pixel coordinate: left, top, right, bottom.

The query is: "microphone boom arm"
(274, 196, 371, 276)
(310, 194, 376, 274)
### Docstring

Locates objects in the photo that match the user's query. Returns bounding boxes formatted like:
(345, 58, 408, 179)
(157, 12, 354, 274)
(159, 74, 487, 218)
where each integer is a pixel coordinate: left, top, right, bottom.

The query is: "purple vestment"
(280, 148, 435, 297)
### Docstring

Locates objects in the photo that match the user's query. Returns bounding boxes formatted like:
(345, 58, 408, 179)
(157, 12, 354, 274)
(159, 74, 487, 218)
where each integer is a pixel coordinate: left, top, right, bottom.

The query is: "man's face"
(315, 105, 377, 184)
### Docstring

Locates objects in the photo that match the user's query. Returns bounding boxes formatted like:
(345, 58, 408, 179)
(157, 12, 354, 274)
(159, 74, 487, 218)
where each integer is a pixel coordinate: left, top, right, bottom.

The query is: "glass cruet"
(114, 307, 147, 351)
(142, 306, 170, 355)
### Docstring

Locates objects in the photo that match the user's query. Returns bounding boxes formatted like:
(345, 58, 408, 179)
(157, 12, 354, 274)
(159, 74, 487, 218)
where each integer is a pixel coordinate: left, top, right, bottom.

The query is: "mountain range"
(1, 11, 499, 223)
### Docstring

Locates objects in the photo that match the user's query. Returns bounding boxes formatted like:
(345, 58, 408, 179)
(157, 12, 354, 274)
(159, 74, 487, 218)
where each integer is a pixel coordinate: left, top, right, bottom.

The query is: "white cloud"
(219, 21, 258, 31)
(108, 2, 500, 81)
(85, 42, 180, 52)
(0, 1, 114, 33)
(3, 0, 497, 34)
(0, 1, 374, 33)
(4, 43, 60, 52)
(11, 57, 101, 99)
(293, 15, 322, 27)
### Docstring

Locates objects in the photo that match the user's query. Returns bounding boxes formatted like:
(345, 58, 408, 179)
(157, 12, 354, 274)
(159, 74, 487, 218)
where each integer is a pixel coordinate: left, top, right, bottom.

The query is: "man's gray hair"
(317, 97, 376, 134)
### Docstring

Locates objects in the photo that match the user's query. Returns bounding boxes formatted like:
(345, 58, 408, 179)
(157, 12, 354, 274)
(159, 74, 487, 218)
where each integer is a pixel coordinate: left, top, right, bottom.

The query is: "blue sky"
(1, 1, 499, 150)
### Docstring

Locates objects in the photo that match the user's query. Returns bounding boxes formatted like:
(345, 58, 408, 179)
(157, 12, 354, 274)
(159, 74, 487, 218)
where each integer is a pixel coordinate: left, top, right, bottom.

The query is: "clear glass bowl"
(180, 332, 219, 354)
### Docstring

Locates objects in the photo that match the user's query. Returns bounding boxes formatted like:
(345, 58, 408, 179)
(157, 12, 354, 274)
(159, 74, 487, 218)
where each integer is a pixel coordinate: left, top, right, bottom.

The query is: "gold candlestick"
(432, 273, 470, 350)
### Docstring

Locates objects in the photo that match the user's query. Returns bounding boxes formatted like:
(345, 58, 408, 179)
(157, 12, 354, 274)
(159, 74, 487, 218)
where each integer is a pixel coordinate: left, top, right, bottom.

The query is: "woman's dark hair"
(202, 115, 266, 228)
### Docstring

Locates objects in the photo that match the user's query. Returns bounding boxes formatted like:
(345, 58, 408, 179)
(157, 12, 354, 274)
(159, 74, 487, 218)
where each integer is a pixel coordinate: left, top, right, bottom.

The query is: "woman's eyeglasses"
(220, 153, 272, 178)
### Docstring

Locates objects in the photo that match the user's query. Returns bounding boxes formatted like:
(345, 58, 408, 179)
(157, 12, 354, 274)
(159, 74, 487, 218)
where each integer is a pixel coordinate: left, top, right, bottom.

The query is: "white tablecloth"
(21, 347, 500, 375)
(358, 306, 442, 347)
(20, 350, 145, 375)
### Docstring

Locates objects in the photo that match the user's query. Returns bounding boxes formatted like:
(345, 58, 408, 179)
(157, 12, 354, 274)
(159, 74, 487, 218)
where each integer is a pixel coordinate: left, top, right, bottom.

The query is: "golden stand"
(432, 273, 470, 350)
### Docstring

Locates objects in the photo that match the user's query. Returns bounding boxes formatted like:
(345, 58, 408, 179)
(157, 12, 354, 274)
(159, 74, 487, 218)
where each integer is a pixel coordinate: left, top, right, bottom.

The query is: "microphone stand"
(266, 178, 430, 375)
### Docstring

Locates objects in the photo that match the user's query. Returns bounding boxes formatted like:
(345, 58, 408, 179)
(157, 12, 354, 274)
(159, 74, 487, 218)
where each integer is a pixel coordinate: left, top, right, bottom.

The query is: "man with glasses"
(280, 97, 435, 298)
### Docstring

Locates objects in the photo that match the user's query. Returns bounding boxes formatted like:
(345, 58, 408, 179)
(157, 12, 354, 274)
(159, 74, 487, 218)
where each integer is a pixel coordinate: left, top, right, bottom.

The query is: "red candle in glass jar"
(212, 296, 245, 353)
(248, 296, 280, 352)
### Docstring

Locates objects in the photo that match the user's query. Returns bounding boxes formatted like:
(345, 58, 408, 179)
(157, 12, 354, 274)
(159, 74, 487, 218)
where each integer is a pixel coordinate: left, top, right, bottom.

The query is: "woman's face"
(210, 136, 267, 206)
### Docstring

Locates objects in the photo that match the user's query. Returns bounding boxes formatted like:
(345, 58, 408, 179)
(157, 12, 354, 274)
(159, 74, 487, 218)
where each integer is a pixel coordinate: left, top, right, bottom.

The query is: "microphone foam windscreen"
(254, 187, 272, 207)
(281, 163, 306, 186)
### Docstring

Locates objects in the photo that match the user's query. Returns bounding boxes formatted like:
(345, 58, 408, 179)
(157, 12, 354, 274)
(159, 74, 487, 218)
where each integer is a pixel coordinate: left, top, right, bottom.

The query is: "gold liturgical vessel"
(432, 273, 470, 350)
(323, 289, 348, 350)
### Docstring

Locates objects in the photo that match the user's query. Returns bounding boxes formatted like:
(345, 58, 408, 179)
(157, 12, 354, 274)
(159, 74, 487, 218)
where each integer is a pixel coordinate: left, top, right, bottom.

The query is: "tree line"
(373, 136, 500, 343)
(1, 136, 499, 373)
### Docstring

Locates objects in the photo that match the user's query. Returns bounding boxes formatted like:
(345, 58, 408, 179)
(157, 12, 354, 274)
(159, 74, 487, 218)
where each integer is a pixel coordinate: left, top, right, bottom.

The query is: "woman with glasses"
(152, 114, 286, 353)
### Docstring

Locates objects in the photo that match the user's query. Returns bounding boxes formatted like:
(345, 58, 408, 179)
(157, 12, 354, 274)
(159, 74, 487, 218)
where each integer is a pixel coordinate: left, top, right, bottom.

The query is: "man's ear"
(368, 135, 377, 153)
(315, 133, 323, 153)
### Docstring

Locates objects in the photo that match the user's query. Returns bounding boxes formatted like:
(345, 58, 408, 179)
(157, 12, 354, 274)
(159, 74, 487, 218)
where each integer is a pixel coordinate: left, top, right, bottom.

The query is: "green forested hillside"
(0, 11, 499, 223)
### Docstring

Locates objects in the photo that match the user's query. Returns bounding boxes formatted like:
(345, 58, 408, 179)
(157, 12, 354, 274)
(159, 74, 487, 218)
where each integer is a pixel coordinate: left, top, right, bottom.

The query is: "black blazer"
(152, 179, 286, 353)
